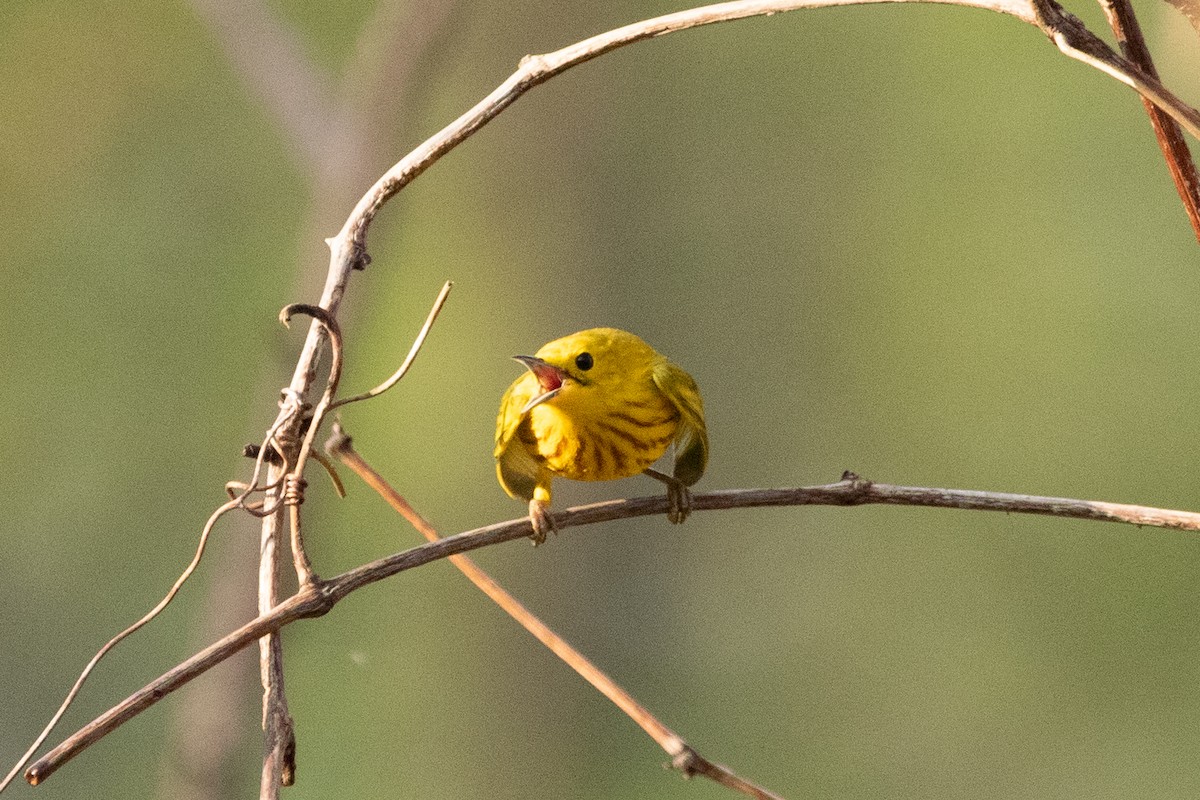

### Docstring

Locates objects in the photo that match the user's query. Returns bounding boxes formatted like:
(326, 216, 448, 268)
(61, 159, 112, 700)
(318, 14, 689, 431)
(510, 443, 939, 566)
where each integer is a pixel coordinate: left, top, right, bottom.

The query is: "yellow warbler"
(495, 327, 708, 544)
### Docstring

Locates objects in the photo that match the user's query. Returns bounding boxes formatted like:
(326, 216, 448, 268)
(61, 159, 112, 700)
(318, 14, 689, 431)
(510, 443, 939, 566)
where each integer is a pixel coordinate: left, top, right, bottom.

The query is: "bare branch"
(257, 505, 294, 799)
(23, 475, 1200, 786)
(326, 425, 783, 799)
(327, 0, 1200, 276)
(1031, 0, 1200, 137)
(1098, 0, 1200, 242)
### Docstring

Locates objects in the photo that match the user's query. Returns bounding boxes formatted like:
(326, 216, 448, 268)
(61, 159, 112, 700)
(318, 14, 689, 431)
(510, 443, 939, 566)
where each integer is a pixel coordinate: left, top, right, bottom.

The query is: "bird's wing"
(495, 375, 535, 455)
(495, 375, 541, 500)
(652, 361, 709, 487)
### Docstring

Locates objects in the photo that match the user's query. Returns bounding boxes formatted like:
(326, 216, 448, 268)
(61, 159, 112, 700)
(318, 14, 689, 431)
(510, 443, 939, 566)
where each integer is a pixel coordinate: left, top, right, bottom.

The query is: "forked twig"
(278, 303, 346, 483)
(325, 424, 783, 799)
(254, 287, 447, 794)
(275, 286, 448, 583)
(1030, 0, 1200, 138)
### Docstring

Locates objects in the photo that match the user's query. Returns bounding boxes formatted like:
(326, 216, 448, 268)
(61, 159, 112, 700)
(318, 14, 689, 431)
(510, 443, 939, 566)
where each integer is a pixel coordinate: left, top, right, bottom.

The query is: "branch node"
(296, 578, 336, 619)
(328, 234, 371, 271)
(839, 470, 874, 497)
(518, 53, 545, 70)
(670, 744, 703, 777)
(324, 421, 352, 457)
(279, 387, 305, 410)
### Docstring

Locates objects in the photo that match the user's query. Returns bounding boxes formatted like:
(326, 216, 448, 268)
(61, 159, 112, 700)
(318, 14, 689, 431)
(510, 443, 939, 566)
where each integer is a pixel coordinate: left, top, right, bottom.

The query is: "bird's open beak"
(513, 355, 566, 414)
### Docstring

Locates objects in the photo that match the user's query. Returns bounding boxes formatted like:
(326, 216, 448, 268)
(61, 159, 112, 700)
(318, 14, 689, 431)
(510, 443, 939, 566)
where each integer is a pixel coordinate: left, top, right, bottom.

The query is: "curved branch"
(327, 0, 1200, 271)
(23, 475, 1200, 785)
(265, 0, 1200, 634)
(329, 280, 453, 410)
(331, 0, 1029, 256)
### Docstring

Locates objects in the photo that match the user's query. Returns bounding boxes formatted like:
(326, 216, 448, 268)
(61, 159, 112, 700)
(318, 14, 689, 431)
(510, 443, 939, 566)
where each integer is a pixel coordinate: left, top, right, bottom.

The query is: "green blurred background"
(3, 0, 1200, 798)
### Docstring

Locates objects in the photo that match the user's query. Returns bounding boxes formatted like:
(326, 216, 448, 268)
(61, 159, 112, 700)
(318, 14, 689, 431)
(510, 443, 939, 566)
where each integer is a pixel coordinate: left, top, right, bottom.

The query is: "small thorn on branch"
(836, 470, 874, 499)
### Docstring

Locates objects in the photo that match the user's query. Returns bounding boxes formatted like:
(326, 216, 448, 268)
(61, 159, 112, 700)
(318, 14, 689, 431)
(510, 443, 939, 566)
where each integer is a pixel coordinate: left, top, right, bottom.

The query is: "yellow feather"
(495, 328, 708, 540)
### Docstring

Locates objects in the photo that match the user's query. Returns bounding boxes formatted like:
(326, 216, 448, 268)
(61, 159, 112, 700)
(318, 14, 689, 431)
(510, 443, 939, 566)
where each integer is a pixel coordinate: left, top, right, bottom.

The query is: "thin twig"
(249, 307, 329, 797)
(0, 499, 241, 793)
(278, 303, 346, 486)
(278, 303, 346, 587)
(325, 425, 783, 799)
(1098, 0, 1200, 242)
(22, 475, 1200, 786)
(255, 444, 295, 797)
(226, 6, 1200, 778)
(328, 281, 453, 410)
(309, 449, 348, 497)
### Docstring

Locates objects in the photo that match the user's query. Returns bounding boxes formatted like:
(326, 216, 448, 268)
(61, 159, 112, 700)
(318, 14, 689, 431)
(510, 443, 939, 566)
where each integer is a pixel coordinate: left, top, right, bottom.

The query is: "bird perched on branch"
(495, 327, 708, 544)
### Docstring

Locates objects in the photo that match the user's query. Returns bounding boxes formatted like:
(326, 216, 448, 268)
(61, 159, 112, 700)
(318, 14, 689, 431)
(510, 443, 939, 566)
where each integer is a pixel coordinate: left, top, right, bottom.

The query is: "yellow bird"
(495, 328, 708, 544)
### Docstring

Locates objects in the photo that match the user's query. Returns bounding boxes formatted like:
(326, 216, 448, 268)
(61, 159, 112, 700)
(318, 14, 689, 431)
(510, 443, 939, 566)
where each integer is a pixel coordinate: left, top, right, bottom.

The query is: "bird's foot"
(644, 467, 694, 525)
(528, 498, 557, 546)
(665, 481, 692, 524)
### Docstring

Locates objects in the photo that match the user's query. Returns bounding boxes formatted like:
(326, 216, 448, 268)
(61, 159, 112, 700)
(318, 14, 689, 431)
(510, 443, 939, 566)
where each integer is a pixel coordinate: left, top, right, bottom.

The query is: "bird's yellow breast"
(525, 387, 680, 482)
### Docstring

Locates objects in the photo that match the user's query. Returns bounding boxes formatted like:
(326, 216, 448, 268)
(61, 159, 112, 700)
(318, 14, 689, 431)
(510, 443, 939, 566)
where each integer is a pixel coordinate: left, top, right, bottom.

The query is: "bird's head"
(512, 328, 657, 414)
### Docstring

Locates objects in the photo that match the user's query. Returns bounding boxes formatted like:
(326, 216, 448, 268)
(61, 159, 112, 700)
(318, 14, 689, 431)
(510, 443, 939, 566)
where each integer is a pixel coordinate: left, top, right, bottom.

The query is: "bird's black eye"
(575, 352, 594, 371)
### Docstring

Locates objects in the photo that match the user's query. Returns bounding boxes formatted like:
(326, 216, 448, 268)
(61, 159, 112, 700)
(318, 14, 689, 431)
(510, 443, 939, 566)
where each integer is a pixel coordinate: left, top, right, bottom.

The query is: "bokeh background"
(4, 1, 1200, 798)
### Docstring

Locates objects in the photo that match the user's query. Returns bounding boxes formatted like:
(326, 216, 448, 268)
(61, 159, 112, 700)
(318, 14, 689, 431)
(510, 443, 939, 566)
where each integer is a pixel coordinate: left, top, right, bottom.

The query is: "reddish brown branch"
(1099, 0, 1200, 242)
